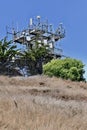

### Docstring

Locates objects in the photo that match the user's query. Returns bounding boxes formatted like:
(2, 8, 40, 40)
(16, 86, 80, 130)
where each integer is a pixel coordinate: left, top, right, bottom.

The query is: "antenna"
(30, 18, 33, 26)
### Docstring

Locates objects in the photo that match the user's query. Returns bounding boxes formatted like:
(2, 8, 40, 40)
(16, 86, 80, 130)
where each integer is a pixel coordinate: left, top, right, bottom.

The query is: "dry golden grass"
(0, 75, 87, 130)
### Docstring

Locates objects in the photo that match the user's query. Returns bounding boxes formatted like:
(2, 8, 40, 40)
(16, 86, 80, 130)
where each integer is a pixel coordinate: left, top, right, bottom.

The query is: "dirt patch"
(28, 88, 87, 101)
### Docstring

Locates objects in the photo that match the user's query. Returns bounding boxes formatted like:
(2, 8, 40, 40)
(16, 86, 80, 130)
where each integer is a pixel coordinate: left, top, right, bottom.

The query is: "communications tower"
(7, 16, 65, 58)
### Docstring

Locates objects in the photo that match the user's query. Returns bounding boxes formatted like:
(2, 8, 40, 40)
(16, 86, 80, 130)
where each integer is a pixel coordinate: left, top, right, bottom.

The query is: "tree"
(0, 37, 20, 63)
(21, 41, 52, 74)
(0, 37, 20, 75)
(43, 58, 85, 81)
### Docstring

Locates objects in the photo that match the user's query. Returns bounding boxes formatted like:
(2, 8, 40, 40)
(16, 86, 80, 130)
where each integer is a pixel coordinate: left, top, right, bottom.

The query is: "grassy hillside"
(0, 75, 87, 130)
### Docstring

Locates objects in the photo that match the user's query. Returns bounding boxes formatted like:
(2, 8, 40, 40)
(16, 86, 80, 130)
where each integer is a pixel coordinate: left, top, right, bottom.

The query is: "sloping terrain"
(0, 75, 87, 130)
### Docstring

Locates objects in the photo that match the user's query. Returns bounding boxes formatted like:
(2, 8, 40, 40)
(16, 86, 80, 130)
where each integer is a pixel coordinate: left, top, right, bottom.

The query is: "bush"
(43, 58, 85, 81)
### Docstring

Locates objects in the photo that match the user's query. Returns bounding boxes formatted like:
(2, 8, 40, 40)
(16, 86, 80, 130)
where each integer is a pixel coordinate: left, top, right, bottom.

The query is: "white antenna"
(30, 18, 33, 26)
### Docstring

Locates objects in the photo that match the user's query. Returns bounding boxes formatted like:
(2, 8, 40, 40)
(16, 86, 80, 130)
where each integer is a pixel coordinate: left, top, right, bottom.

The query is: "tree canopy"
(43, 58, 85, 81)
(0, 37, 19, 64)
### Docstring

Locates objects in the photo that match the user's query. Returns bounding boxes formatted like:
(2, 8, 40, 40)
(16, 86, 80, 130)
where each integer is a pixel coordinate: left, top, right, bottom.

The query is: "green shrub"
(43, 58, 85, 81)
(68, 67, 80, 81)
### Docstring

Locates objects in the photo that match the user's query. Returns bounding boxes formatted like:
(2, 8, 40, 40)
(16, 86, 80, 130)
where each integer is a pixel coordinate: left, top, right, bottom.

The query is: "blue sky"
(0, 0, 87, 79)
